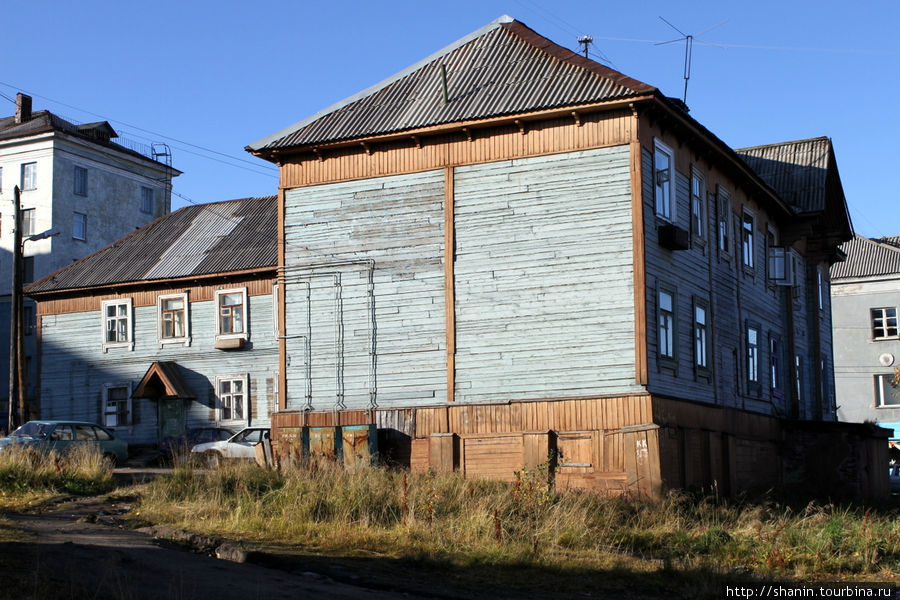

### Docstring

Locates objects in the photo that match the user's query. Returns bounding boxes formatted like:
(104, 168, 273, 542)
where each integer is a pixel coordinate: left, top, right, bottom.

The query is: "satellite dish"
(879, 353, 895, 367)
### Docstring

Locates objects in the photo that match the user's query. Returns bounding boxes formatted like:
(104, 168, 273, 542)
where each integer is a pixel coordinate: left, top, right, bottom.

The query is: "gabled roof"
(133, 361, 195, 399)
(736, 137, 853, 242)
(831, 235, 900, 280)
(248, 15, 656, 153)
(27, 196, 276, 295)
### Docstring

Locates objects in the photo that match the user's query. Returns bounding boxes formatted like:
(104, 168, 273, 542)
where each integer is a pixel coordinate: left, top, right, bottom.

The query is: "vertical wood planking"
(444, 166, 456, 403)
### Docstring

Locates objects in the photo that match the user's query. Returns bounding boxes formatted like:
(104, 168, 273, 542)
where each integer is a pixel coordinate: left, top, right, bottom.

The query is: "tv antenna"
(577, 35, 593, 58)
(656, 17, 728, 105)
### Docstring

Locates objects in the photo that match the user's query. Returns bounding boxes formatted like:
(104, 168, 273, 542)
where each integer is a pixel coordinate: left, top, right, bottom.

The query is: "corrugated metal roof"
(735, 137, 832, 214)
(248, 16, 655, 152)
(831, 235, 900, 280)
(27, 196, 276, 294)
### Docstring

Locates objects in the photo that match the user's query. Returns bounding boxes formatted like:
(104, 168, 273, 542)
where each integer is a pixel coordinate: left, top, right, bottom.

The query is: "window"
(103, 383, 132, 427)
(816, 266, 826, 311)
(871, 308, 898, 339)
(73, 212, 86, 241)
(690, 169, 705, 240)
(215, 288, 248, 339)
(74, 166, 87, 196)
(769, 335, 782, 395)
(141, 187, 154, 214)
(693, 300, 709, 372)
(658, 287, 675, 361)
(875, 374, 900, 407)
(22, 256, 34, 284)
(272, 283, 280, 337)
(157, 293, 190, 346)
(23, 304, 34, 336)
(746, 323, 760, 385)
(794, 355, 803, 407)
(21, 208, 35, 236)
(741, 210, 755, 269)
(654, 139, 674, 221)
(216, 374, 249, 423)
(22, 162, 36, 190)
(717, 187, 731, 256)
(101, 298, 133, 351)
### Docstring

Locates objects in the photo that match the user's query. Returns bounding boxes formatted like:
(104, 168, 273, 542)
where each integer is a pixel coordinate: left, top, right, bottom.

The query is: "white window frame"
(216, 373, 250, 425)
(871, 307, 899, 340)
(653, 139, 675, 222)
(658, 287, 676, 361)
(769, 334, 782, 396)
(690, 168, 705, 240)
(103, 382, 133, 428)
(157, 292, 190, 347)
(746, 323, 760, 385)
(817, 265, 826, 311)
(22, 162, 37, 191)
(101, 298, 133, 351)
(214, 287, 249, 341)
(875, 374, 900, 407)
(693, 299, 709, 371)
(741, 209, 755, 269)
(140, 187, 154, 214)
(73, 212, 87, 241)
(716, 186, 731, 257)
(74, 165, 88, 196)
(272, 283, 280, 338)
(21, 208, 35, 236)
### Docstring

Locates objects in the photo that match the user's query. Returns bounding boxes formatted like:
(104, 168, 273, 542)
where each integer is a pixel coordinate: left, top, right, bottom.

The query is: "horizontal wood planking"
(461, 434, 524, 481)
(36, 276, 275, 316)
(279, 111, 635, 189)
(453, 147, 642, 403)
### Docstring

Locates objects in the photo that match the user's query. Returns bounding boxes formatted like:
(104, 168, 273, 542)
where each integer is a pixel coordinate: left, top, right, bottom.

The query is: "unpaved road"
(0, 488, 424, 600)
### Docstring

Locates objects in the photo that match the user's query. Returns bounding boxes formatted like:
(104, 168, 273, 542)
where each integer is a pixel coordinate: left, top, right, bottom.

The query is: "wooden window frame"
(103, 382, 132, 429)
(140, 187, 154, 214)
(657, 283, 677, 371)
(21, 162, 36, 191)
(215, 287, 249, 341)
(157, 292, 190, 347)
(692, 296, 711, 379)
(716, 186, 731, 259)
(653, 139, 675, 222)
(74, 165, 88, 196)
(73, 211, 87, 241)
(101, 298, 133, 352)
(745, 321, 762, 394)
(741, 208, 756, 272)
(690, 167, 705, 244)
(216, 373, 249, 425)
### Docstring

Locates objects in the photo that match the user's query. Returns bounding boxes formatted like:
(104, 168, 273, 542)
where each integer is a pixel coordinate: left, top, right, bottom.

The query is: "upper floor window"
(215, 288, 248, 340)
(21, 208, 35, 236)
(73, 212, 87, 241)
(74, 166, 88, 196)
(101, 298, 133, 351)
(22, 256, 34, 284)
(871, 308, 898, 339)
(658, 287, 675, 361)
(716, 187, 731, 257)
(741, 210, 755, 269)
(654, 140, 674, 221)
(693, 300, 709, 372)
(769, 335, 782, 396)
(141, 187, 154, 214)
(157, 293, 190, 347)
(21, 162, 36, 191)
(817, 266, 826, 311)
(874, 374, 900, 407)
(690, 169, 705, 240)
(0, 166, 4, 192)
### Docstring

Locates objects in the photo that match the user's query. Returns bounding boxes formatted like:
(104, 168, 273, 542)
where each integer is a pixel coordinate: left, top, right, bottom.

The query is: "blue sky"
(2, 0, 897, 237)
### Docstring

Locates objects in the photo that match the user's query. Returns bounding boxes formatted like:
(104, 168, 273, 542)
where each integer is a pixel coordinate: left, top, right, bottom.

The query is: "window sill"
(102, 342, 134, 353)
(159, 336, 191, 348)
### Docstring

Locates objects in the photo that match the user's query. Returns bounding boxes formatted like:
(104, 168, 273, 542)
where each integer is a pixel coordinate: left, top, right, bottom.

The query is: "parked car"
(890, 464, 900, 494)
(191, 427, 270, 467)
(159, 426, 236, 460)
(0, 420, 129, 465)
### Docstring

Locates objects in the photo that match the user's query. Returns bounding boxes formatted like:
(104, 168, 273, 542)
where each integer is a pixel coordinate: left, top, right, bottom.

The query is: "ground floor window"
(103, 383, 132, 427)
(216, 374, 249, 423)
(875, 374, 900, 407)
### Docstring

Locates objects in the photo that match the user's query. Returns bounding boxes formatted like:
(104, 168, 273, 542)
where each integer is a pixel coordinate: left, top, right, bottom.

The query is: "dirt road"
(0, 493, 424, 600)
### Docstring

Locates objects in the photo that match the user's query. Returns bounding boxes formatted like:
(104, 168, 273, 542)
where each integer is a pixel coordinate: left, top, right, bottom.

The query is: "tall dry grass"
(0, 443, 115, 506)
(135, 459, 900, 580)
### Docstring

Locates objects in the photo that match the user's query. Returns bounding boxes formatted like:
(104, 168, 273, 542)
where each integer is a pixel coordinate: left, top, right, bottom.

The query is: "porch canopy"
(133, 361, 195, 400)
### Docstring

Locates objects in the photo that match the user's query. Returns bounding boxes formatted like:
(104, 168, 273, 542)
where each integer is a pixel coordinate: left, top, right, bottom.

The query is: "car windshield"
(11, 422, 51, 439)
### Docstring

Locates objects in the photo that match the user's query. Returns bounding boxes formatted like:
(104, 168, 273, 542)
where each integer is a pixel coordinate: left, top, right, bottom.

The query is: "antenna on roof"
(577, 35, 593, 58)
(656, 17, 728, 105)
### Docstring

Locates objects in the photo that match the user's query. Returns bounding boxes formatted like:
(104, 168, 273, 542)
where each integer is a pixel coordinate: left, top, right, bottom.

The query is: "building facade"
(246, 17, 884, 497)
(27, 197, 277, 446)
(831, 235, 900, 442)
(0, 93, 179, 423)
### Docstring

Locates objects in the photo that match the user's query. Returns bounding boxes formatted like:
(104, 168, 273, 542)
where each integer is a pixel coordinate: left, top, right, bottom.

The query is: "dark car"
(160, 427, 236, 459)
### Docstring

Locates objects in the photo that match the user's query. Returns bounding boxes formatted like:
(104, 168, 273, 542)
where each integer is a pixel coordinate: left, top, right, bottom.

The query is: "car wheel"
(103, 453, 118, 468)
(203, 451, 222, 468)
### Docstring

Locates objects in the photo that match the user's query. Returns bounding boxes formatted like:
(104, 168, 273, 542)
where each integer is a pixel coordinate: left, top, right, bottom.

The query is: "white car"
(191, 427, 269, 467)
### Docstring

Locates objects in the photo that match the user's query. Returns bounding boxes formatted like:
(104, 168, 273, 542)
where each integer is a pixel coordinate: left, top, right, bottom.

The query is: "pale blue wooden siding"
(283, 171, 446, 410)
(39, 293, 277, 445)
(452, 146, 640, 401)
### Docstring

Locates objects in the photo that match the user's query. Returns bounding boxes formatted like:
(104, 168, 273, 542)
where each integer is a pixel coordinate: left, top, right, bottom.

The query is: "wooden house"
(247, 16, 885, 498)
(26, 196, 278, 446)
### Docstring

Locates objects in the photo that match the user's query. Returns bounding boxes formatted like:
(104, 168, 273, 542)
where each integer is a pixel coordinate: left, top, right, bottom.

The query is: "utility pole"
(7, 186, 21, 432)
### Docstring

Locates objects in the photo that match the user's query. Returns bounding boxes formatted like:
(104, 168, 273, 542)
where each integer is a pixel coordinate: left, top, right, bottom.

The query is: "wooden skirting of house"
(269, 394, 889, 501)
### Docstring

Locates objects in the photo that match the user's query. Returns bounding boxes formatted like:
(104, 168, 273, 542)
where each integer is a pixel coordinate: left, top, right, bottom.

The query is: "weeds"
(0, 444, 114, 509)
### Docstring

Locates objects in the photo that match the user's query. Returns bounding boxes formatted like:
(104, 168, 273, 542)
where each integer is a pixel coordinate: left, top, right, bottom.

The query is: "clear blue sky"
(2, 0, 897, 238)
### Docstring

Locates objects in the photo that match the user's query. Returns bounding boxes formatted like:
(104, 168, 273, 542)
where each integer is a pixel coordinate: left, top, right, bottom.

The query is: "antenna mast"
(657, 17, 728, 106)
(577, 35, 593, 58)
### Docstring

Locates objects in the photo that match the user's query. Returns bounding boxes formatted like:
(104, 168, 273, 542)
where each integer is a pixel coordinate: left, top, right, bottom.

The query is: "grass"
(132, 459, 900, 596)
(0, 444, 115, 510)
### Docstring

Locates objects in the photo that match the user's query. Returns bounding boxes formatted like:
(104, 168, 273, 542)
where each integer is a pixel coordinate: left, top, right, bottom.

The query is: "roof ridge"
(735, 136, 831, 152)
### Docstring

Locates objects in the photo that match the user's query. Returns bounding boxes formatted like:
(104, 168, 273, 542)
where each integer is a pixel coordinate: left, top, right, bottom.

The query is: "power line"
(588, 35, 900, 55)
